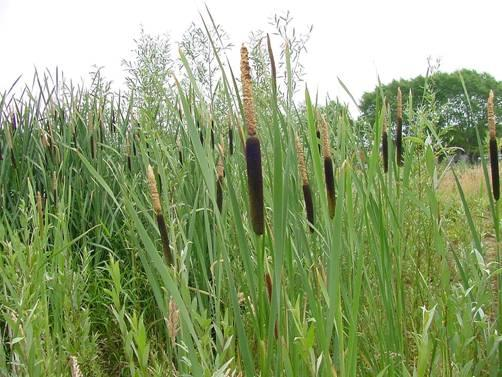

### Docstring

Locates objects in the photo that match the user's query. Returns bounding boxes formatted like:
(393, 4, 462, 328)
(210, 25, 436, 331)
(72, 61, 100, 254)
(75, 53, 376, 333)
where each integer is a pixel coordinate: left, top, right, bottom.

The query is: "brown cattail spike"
(241, 45, 265, 235)
(245, 136, 264, 234)
(296, 136, 315, 231)
(216, 143, 224, 212)
(241, 45, 257, 137)
(320, 116, 336, 219)
(488, 90, 499, 201)
(396, 87, 403, 166)
(382, 101, 389, 173)
(147, 165, 173, 265)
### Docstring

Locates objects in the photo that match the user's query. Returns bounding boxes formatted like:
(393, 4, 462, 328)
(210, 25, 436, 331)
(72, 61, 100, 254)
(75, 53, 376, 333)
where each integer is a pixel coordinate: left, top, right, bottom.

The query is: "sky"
(1, 0, 502, 114)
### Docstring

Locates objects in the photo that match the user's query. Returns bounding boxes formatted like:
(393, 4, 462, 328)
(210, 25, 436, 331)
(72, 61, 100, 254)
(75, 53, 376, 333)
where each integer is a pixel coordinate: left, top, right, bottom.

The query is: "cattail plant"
(228, 118, 234, 155)
(147, 165, 173, 265)
(382, 100, 389, 173)
(396, 87, 404, 166)
(488, 90, 499, 201)
(216, 143, 225, 212)
(295, 136, 315, 231)
(177, 137, 183, 165)
(211, 118, 215, 150)
(320, 115, 335, 219)
(241, 45, 265, 235)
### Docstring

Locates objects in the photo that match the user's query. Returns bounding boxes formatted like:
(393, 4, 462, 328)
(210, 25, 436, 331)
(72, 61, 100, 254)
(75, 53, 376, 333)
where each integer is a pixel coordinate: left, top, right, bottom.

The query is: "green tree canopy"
(359, 69, 502, 157)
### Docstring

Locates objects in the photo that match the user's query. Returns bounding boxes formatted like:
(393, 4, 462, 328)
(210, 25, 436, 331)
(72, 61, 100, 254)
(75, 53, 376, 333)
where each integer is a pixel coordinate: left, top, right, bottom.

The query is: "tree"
(359, 69, 502, 158)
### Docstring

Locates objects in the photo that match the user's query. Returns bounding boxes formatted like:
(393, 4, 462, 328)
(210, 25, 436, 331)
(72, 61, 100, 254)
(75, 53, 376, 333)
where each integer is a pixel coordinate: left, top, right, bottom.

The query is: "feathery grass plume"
(488, 90, 499, 201)
(147, 165, 173, 265)
(396, 87, 404, 166)
(69, 356, 83, 377)
(216, 143, 225, 212)
(241, 44, 264, 235)
(320, 114, 336, 219)
(266, 34, 277, 95)
(382, 100, 389, 173)
(295, 135, 315, 231)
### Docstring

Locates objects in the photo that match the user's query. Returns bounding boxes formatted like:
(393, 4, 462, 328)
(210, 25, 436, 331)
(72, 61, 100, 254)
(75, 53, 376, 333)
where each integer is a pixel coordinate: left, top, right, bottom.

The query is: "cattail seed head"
(488, 90, 499, 201)
(69, 356, 83, 377)
(295, 135, 314, 231)
(488, 90, 496, 140)
(396, 87, 404, 166)
(295, 136, 308, 186)
(320, 115, 331, 159)
(147, 165, 161, 215)
(240, 45, 257, 137)
(241, 45, 265, 235)
(319, 114, 336, 218)
(324, 157, 336, 219)
(147, 165, 173, 265)
(382, 101, 389, 173)
(216, 143, 225, 212)
(245, 136, 264, 235)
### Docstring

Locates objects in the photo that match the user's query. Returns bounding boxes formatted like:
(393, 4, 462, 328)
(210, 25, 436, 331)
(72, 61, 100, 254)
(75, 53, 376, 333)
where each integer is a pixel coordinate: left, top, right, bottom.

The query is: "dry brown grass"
(438, 164, 488, 198)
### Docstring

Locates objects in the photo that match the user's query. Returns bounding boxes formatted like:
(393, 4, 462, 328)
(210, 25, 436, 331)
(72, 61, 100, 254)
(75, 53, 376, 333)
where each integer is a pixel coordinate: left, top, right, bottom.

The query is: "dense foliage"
(0, 12, 500, 376)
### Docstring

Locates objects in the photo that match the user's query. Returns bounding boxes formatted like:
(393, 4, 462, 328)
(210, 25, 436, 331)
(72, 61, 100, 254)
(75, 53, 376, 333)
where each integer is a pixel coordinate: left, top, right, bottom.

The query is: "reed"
(320, 115, 335, 219)
(241, 45, 264, 235)
(396, 87, 403, 166)
(488, 90, 499, 201)
(147, 165, 173, 265)
(295, 135, 314, 231)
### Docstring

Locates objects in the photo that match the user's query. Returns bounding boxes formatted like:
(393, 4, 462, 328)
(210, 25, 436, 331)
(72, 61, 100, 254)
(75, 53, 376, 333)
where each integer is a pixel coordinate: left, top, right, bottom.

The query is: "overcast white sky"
(1, 0, 502, 112)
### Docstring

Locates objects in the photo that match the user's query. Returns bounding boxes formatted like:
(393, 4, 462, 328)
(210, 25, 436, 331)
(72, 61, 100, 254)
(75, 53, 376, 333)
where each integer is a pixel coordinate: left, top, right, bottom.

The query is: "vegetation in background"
(360, 67, 502, 159)
(0, 10, 500, 377)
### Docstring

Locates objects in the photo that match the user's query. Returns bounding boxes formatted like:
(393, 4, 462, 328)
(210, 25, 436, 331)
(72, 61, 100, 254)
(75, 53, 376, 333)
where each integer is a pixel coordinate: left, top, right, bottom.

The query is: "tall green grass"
(0, 14, 500, 376)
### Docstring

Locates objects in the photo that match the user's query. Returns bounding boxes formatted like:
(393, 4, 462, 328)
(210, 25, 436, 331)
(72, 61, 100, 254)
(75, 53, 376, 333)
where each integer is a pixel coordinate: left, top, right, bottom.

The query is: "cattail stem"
(488, 90, 499, 201)
(147, 165, 173, 265)
(396, 87, 403, 166)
